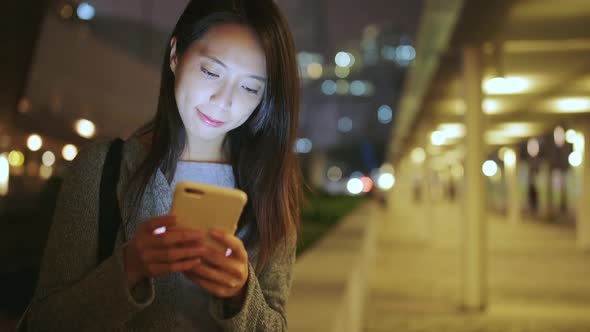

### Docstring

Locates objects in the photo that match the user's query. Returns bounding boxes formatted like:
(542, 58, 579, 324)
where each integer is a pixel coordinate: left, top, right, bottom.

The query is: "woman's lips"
(197, 109, 225, 128)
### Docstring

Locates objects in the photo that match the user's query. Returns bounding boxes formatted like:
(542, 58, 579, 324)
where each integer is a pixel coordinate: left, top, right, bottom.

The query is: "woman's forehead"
(189, 24, 267, 76)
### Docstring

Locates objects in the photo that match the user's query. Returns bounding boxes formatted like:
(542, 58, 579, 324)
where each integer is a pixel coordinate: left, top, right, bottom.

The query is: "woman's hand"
(124, 215, 206, 288)
(183, 229, 249, 300)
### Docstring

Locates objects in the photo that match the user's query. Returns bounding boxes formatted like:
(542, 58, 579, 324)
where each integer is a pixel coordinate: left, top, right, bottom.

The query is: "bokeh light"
(553, 126, 566, 147)
(42, 151, 56, 167)
(377, 173, 395, 190)
(321, 80, 337, 95)
(360, 176, 374, 193)
(430, 131, 445, 146)
(498, 147, 508, 161)
(295, 138, 313, 154)
(77, 3, 96, 21)
(75, 119, 96, 138)
(335, 51, 355, 67)
(482, 160, 498, 177)
(565, 129, 577, 144)
(377, 105, 393, 124)
(307, 63, 323, 80)
(350, 80, 366, 96)
(483, 77, 530, 94)
(8, 151, 25, 167)
(395, 45, 416, 63)
(573, 133, 585, 152)
(62, 144, 78, 161)
(503, 149, 516, 167)
(27, 134, 43, 151)
(39, 165, 53, 179)
(411, 147, 426, 164)
(327, 166, 343, 182)
(569, 151, 582, 167)
(555, 98, 590, 113)
(334, 66, 350, 78)
(527, 138, 540, 157)
(482, 99, 499, 113)
(336, 80, 349, 95)
(59, 4, 74, 19)
(0, 153, 9, 196)
(337, 117, 353, 133)
(347, 177, 364, 195)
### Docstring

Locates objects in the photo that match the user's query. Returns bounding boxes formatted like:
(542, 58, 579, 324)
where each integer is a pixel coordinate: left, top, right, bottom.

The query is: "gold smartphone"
(169, 181, 248, 251)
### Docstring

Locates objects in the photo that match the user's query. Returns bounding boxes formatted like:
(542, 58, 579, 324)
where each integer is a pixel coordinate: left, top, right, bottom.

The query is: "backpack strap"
(98, 138, 125, 264)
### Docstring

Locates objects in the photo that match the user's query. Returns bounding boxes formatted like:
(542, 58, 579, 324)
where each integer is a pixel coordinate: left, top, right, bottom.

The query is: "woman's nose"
(210, 82, 232, 110)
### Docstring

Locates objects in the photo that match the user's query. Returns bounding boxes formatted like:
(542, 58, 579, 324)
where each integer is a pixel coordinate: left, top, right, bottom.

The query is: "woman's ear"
(170, 37, 178, 75)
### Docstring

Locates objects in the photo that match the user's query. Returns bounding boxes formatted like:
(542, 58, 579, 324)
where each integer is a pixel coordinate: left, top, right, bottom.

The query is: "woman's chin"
(187, 127, 227, 143)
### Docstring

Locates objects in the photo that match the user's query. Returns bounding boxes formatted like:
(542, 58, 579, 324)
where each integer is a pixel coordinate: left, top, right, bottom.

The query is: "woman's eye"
(242, 86, 259, 95)
(200, 66, 219, 78)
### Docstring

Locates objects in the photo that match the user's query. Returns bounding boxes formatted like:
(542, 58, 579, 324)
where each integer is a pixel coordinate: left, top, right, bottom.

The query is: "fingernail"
(153, 226, 166, 235)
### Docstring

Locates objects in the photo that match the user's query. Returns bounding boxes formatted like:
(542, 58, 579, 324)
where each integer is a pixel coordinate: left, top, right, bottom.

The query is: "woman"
(23, 0, 301, 330)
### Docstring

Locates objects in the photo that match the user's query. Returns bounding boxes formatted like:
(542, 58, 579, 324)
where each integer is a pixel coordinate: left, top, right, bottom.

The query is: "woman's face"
(171, 23, 266, 147)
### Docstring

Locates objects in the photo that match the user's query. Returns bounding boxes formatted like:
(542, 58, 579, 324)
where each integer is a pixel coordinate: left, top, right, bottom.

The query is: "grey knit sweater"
(24, 137, 295, 331)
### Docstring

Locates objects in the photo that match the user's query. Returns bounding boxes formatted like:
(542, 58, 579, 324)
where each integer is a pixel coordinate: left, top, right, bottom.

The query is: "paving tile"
(363, 201, 590, 331)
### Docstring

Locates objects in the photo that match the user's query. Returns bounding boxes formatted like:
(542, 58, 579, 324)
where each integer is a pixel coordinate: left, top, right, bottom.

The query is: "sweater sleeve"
(25, 143, 155, 331)
(208, 238, 296, 331)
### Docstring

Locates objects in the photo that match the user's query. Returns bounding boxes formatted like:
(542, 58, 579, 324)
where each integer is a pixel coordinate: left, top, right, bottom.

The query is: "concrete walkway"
(364, 199, 590, 331)
(289, 203, 377, 332)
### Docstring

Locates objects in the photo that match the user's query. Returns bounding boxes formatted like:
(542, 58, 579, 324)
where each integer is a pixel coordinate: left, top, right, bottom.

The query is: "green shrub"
(297, 191, 365, 255)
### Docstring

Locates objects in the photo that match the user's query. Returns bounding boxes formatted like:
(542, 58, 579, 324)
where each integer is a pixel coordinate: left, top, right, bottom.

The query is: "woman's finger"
(142, 245, 208, 263)
(143, 229, 204, 249)
(140, 215, 177, 234)
(184, 270, 239, 298)
(208, 230, 248, 261)
(191, 262, 241, 289)
(196, 278, 234, 298)
(199, 251, 245, 279)
(147, 257, 202, 276)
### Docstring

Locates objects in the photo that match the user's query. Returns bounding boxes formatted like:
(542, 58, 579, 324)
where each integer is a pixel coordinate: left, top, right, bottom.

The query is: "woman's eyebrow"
(203, 55, 267, 82)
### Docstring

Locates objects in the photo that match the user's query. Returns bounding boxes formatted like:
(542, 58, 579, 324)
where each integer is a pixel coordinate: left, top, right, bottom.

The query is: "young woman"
(23, 0, 301, 330)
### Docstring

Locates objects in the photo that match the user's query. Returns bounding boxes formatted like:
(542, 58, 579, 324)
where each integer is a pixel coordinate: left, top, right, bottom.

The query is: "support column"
(461, 46, 487, 310)
(504, 148, 520, 224)
(398, 156, 412, 209)
(421, 152, 433, 242)
(544, 161, 554, 220)
(390, 156, 404, 212)
(388, 157, 403, 214)
(577, 123, 590, 249)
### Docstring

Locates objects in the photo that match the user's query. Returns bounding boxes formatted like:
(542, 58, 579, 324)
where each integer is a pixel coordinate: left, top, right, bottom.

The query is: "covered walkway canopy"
(387, 0, 590, 310)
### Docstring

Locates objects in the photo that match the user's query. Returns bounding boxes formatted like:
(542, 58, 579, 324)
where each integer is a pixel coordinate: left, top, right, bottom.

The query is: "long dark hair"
(129, 0, 302, 271)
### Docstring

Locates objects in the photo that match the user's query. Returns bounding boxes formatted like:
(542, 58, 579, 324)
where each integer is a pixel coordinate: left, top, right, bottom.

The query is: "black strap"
(98, 138, 124, 264)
